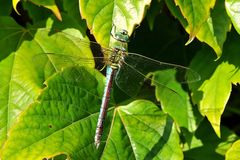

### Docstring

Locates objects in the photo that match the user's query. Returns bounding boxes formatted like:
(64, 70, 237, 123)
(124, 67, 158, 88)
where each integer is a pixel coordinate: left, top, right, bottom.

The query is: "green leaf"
(184, 120, 238, 160)
(0, 0, 12, 16)
(174, 0, 216, 43)
(0, 17, 34, 148)
(0, 16, 93, 148)
(1, 66, 183, 159)
(28, 0, 62, 20)
(12, 0, 61, 20)
(225, 0, 240, 35)
(226, 139, 240, 160)
(22, 1, 54, 23)
(63, 0, 82, 23)
(12, 0, 21, 15)
(152, 69, 202, 132)
(0, 66, 106, 160)
(146, 0, 163, 30)
(102, 100, 183, 160)
(0, 16, 25, 60)
(79, 0, 151, 47)
(193, 0, 231, 58)
(189, 31, 240, 137)
(0, 54, 15, 148)
(166, 0, 231, 58)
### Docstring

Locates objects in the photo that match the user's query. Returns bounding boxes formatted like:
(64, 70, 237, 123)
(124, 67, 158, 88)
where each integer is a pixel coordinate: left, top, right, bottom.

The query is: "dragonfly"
(33, 25, 200, 149)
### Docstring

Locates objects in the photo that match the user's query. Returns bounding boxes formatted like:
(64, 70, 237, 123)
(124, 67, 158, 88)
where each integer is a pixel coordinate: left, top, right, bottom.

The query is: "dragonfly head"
(110, 25, 130, 43)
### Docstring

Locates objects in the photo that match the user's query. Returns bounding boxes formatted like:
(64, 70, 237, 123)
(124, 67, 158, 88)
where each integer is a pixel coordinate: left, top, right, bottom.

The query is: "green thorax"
(108, 26, 130, 69)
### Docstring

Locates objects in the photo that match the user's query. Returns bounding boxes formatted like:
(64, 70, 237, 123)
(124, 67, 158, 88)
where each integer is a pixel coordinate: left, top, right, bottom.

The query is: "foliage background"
(0, 0, 240, 159)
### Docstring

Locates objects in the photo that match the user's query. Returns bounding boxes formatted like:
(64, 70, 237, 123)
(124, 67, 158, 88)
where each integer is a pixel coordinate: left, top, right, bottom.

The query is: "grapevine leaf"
(0, 16, 92, 148)
(79, 0, 151, 47)
(166, 0, 231, 58)
(174, 0, 216, 43)
(189, 31, 240, 137)
(225, 0, 240, 35)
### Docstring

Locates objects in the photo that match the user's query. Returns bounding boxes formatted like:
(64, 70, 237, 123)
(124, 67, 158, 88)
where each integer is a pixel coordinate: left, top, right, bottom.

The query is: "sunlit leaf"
(189, 31, 240, 137)
(0, 16, 92, 148)
(1, 1, 240, 159)
(152, 69, 202, 132)
(102, 100, 183, 160)
(225, 0, 240, 35)
(0, 67, 106, 160)
(1, 66, 184, 159)
(183, 120, 238, 160)
(22, 1, 54, 23)
(12, 0, 20, 15)
(174, 0, 216, 43)
(226, 139, 240, 160)
(166, 0, 231, 58)
(29, 0, 62, 20)
(79, 0, 151, 47)
(194, 0, 231, 58)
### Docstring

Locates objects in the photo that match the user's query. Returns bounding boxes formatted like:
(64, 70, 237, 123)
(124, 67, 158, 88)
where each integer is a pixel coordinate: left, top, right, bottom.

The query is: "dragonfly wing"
(115, 60, 145, 97)
(115, 52, 200, 97)
(33, 53, 107, 82)
(124, 53, 200, 83)
(29, 27, 114, 78)
(115, 57, 187, 99)
(115, 53, 201, 131)
(34, 27, 113, 56)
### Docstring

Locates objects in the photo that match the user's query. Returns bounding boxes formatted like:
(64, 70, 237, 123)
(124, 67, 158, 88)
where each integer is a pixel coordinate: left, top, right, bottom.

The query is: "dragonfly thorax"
(109, 26, 129, 70)
(108, 47, 127, 70)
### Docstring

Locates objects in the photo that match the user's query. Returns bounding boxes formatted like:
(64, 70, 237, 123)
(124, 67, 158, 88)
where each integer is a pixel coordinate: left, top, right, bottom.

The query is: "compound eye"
(121, 30, 128, 35)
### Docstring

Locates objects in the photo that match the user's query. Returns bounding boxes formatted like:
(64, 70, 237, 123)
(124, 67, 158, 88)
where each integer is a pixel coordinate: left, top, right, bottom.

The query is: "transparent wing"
(115, 52, 200, 97)
(32, 53, 108, 82)
(30, 27, 113, 81)
(33, 27, 113, 55)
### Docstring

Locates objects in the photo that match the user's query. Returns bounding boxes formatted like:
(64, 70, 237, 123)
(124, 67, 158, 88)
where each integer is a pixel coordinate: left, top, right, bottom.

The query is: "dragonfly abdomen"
(94, 66, 116, 148)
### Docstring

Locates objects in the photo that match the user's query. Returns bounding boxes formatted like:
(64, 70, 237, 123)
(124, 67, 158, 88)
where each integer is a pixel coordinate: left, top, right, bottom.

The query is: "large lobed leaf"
(12, 0, 62, 20)
(189, 30, 240, 137)
(79, 0, 151, 47)
(1, 73, 184, 160)
(174, 0, 216, 43)
(0, 15, 92, 148)
(0, 67, 106, 160)
(102, 100, 183, 160)
(225, 0, 240, 35)
(152, 69, 202, 132)
(183, 120, 238, 160)
(166, 0, 231, 58)
(2, 0, 239, 159)
(0, 17, 25, 60)
(226, 139, 240, 160)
